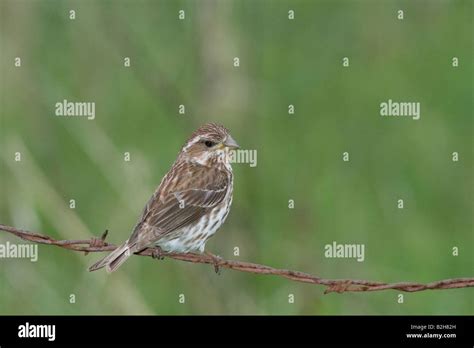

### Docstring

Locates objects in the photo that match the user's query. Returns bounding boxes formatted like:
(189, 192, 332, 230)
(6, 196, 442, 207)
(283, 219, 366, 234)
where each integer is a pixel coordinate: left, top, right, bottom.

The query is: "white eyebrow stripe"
(183, 135, 203, 151)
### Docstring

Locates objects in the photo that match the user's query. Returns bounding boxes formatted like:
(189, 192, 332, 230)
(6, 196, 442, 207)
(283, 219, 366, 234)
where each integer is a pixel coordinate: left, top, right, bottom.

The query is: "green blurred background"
(0, 0, 472, 315)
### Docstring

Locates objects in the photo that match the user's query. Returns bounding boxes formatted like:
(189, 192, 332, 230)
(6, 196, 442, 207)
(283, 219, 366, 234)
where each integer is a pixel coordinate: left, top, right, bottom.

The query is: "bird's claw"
(152, 246, 165, 260)
(206, 252, 223, 274)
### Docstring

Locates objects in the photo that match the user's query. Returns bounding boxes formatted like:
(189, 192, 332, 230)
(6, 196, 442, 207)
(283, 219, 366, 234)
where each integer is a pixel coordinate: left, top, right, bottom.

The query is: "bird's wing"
(129, 162, 229, 246)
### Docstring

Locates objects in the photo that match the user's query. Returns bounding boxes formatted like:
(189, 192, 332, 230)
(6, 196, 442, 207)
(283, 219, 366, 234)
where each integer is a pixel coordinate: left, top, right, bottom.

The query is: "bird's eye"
(204, 140, 216, 148)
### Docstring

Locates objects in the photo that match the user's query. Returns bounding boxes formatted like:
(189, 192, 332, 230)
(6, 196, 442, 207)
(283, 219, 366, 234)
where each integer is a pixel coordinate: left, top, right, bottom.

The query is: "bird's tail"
(88, 240, 135, 273)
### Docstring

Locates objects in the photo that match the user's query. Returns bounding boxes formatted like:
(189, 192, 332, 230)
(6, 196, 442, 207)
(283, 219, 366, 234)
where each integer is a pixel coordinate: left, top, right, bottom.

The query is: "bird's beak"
(224, 135, 240, 149)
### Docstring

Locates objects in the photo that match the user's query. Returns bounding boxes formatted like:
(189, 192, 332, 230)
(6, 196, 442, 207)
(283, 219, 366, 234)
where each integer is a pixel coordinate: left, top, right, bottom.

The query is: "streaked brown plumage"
(89, 123, 239, 272)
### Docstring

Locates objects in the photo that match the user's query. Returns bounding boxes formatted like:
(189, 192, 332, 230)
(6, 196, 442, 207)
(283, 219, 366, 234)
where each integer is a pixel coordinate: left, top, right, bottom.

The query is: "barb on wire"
(1, 224, 473, 294)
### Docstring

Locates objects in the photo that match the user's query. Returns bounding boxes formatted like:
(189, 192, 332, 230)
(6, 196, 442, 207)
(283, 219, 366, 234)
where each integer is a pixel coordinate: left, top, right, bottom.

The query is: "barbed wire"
(1, 223, 473, 294)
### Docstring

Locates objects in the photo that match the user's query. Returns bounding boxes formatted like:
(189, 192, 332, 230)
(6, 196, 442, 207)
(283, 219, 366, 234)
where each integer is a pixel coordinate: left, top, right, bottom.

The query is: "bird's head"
(180, 123, 240, 166)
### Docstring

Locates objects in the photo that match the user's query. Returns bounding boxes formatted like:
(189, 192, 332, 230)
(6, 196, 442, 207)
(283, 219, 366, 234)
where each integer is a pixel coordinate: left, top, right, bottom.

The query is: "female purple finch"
(89, 123, 239, 272)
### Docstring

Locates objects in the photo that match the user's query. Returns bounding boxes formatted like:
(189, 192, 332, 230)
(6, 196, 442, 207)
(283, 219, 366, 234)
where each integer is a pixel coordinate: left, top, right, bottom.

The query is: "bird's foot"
(152, 246, 165, 260)
(205, 251, 223, 274)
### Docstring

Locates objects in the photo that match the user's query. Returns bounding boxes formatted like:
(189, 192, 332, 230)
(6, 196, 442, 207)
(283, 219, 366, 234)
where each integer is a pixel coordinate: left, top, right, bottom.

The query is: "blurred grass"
(0, 0, 472, 314)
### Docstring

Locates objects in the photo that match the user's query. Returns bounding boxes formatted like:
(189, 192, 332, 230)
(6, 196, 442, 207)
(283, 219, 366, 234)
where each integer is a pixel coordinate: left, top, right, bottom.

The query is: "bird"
(89, 123, 239, 273)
